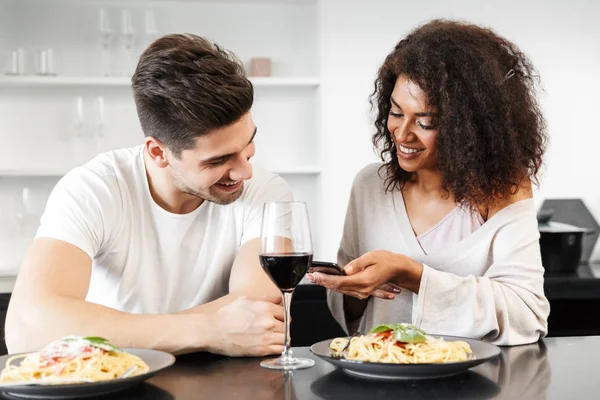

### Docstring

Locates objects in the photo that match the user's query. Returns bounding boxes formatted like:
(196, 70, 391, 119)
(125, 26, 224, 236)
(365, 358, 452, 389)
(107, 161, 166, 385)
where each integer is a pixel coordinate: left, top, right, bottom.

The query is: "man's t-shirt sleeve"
(35, 168, 119, 260)
(240, 171, 293, 245)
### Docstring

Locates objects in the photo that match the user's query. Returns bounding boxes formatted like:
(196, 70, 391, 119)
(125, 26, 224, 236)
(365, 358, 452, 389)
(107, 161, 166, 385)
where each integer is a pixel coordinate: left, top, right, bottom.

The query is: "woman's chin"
(396, 157, 421, 172)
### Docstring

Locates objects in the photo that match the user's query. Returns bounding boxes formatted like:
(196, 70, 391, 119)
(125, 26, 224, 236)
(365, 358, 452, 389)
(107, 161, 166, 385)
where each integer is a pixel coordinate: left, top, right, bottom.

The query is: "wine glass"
(94, 96, 106, 154)
(259, 201, 315, 370)
(121, 8, 136, 76)
(99, 8, 113, 76)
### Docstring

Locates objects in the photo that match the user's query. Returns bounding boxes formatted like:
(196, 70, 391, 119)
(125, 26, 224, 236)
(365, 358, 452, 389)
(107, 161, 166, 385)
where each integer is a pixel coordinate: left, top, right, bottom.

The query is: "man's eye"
(208, 158, 228, 166)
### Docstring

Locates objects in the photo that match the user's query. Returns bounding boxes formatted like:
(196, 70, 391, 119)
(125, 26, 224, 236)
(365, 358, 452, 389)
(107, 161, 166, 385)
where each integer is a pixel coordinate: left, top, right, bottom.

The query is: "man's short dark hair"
(132, 34, 253, 157)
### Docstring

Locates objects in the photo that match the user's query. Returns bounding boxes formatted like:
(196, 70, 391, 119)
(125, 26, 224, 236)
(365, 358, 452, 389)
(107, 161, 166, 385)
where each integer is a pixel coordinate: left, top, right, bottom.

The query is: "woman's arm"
(411, 215, 549, 345)
(314, 206, 549, 345)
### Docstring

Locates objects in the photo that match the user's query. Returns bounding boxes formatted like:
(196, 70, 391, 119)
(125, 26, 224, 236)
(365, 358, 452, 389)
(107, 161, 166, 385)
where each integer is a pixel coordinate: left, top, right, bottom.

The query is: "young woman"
(308, 19, 550, 345)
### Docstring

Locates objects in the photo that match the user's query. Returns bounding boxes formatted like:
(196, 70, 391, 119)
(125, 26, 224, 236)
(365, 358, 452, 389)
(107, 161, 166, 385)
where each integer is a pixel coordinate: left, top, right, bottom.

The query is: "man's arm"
(229, 238, 282, 298)
(177, 238, 282, 316)
(5, 238, 284, 356)
(5, 238, 209, 354)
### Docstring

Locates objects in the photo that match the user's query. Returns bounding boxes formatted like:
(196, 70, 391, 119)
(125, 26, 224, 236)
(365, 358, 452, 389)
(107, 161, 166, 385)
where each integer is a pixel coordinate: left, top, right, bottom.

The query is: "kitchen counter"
(544, 262, 600, 299)
(20, 336, 595, 400)
(0, 276, 15, 294)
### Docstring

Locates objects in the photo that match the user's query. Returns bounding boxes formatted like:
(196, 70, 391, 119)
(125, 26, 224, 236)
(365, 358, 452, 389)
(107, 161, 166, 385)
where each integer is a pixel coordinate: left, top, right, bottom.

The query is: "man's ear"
(145, 137, 170, 168)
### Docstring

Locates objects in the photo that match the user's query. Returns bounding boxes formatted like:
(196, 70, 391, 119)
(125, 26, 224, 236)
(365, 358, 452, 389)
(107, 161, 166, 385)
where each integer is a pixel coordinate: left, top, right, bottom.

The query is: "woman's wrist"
(394, 255, 424, 294)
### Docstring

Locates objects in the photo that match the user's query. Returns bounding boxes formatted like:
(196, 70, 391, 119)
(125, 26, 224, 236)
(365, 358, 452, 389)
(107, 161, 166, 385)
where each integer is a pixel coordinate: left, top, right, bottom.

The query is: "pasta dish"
(0, 336, 150, 384)
(330, 323, 473, 364)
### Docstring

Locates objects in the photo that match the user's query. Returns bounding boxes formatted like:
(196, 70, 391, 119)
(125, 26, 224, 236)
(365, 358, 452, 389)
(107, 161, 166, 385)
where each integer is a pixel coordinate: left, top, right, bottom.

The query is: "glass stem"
(281, 290, 294, 362)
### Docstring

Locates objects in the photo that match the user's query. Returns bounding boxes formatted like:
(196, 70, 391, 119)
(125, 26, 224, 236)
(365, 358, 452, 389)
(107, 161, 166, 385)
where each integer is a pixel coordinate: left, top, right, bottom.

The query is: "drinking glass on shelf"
(94, 96, 106, 153)
(121, 8, 136, 76)
(144, 9, 159, 45)
(259, 201, 315, 370)
(99, 8, 113, 76)
(6, 48, 26, 75)
(73, 96, 84, 138)
(34, 48, 56, 76)
(16, 186, 48, 238)
(72, 96, 87, 165)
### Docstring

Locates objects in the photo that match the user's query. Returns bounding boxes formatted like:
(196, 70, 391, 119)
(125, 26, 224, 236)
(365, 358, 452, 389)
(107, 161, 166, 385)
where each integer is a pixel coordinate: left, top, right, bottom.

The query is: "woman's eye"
(389, 111, 403, 118)
(416, 120, 435, 130)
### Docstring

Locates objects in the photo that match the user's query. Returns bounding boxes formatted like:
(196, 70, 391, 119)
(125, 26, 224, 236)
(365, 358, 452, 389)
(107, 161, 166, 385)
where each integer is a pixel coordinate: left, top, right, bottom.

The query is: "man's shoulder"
(240, 164, 292, 201)
(58, 146, 143, 199)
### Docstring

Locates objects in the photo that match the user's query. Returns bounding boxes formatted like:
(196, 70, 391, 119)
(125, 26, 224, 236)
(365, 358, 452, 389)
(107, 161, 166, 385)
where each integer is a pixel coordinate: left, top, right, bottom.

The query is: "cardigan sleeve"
(411, 211, 550, 345)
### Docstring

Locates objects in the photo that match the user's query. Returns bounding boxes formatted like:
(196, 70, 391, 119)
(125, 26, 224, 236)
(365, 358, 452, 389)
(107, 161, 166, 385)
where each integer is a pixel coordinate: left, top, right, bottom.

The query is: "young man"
(5, 34, 290, 356)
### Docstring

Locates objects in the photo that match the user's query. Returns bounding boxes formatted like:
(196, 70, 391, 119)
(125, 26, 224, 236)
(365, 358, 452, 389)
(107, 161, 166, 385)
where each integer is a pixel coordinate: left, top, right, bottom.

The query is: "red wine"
(259, 253, 313, 291)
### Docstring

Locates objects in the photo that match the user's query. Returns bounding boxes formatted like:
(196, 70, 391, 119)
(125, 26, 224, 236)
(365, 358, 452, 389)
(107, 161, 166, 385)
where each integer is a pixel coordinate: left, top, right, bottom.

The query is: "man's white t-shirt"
(36, 146, 292, 314)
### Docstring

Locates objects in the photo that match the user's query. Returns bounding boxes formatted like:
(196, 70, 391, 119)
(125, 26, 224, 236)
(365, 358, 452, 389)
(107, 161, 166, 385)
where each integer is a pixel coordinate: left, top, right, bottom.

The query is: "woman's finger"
(306, 272, 346, 291)
(372, 289, 395, 300)
(344, 252, 377, 275)
(377, 283, 402, 294)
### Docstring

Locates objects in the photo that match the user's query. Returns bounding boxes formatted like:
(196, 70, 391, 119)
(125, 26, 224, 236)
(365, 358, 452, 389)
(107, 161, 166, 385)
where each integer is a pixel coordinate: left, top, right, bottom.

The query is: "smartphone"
(309, 261, 346, 276)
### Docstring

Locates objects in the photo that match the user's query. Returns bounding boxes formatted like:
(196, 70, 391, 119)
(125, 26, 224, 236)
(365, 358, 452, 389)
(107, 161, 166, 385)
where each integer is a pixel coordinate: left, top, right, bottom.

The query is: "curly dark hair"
(132, 34, 253, 158)
(371, 19, 547, 208)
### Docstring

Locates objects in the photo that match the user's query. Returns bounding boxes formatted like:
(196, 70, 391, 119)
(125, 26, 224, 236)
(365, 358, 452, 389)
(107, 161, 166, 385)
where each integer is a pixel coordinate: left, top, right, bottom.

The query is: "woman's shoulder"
(352, 162, 387, 190)
(483, 180, 534, 221)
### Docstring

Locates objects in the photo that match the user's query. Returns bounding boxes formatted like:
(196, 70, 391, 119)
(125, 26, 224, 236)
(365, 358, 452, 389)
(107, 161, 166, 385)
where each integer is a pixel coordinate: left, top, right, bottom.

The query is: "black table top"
(544, 263, 600, 299)
(91, 335, 599, 400)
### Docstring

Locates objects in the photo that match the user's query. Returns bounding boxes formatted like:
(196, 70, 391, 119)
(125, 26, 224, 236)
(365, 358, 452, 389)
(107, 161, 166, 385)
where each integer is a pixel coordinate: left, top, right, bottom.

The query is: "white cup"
(35, 48, 56, 76)
(6, 48, 26, 75)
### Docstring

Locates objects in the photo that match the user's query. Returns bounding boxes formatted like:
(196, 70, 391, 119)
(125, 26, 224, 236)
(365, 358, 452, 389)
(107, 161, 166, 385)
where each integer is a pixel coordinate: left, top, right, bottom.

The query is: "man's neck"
(143, 149, 203, 214)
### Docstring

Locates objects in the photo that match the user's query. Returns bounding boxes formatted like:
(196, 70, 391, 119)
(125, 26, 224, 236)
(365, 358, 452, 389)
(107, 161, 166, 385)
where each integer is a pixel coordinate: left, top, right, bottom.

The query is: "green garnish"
(369, 323, 427, 344)
(368, 324, 398, 334)
(83, 337, 122, 353)
(63, 336, 122, 353)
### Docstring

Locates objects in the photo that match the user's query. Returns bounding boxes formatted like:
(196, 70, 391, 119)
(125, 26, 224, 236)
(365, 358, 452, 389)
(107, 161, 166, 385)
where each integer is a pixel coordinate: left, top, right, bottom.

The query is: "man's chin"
(209, 183, 245, 205)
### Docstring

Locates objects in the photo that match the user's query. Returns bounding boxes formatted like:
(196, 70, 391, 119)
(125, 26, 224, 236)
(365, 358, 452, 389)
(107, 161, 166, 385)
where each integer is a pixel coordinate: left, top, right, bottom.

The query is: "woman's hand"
(306, 250, 424, 300)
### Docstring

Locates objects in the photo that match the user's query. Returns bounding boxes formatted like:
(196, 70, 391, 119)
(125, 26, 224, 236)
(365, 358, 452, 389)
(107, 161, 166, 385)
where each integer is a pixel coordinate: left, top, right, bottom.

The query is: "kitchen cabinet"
(0, 0, 324, 275)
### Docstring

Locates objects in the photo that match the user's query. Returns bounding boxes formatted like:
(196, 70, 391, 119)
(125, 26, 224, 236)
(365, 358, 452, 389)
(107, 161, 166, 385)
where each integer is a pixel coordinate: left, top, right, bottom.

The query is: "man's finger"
(263, 302, 285, 321)
(272, 319, 285, 333)
(262, 294, 283, 304)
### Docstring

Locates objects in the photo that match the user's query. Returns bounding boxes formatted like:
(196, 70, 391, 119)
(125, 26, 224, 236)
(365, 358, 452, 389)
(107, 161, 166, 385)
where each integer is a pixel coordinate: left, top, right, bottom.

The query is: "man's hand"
(202, 295, 285, 357)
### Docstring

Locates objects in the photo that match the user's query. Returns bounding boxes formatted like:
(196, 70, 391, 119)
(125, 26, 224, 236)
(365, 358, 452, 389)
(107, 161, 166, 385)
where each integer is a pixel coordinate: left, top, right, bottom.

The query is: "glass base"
(260, 356, 315, 370)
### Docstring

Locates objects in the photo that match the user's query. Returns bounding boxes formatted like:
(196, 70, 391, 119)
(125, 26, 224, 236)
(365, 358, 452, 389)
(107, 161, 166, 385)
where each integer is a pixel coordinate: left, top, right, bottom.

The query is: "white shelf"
(270, 166, 321, 175)
(0, 76, 320, 88)
(0, 169, 69, 177)
(0, 166, 321, 177)
(89, 0, 318, 4)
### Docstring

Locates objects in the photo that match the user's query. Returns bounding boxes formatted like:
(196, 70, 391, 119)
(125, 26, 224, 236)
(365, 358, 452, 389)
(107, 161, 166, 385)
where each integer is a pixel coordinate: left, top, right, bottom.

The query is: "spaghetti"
(330, 323, 473, 364)
(0, 336, 150, 384)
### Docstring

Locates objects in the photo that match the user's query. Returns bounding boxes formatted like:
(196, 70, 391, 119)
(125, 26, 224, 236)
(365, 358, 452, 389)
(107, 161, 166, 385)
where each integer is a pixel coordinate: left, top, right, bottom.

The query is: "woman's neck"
(409, 168, 446, 197)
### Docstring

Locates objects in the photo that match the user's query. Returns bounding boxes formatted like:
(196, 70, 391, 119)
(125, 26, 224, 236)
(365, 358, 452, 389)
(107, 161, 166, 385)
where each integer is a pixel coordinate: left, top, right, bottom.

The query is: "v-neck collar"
(390, 188, 535, 266)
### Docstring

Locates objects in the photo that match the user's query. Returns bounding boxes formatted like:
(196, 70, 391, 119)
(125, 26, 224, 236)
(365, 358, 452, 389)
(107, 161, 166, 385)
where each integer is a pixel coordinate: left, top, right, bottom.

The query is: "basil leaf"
(368, 324, 398, 334)
(394, 325, 427, 343)
(82, 336, 110, 344)
(397, 323, 427, 335)
(83, 336, 122, 353)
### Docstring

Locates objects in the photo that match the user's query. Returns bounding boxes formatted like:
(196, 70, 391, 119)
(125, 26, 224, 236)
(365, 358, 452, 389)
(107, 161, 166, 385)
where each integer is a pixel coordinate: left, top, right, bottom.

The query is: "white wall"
(317, 0, 600, 261)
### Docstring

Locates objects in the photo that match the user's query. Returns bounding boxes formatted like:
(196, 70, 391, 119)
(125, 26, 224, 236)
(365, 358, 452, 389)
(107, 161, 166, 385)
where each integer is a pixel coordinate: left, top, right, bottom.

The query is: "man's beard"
(178, 180, 245, 206)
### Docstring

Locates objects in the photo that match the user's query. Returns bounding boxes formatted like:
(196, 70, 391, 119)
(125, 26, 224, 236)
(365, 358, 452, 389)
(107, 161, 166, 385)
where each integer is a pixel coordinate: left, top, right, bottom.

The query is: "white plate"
(310, 335, 500, 380)
(0, 348, 175, 399)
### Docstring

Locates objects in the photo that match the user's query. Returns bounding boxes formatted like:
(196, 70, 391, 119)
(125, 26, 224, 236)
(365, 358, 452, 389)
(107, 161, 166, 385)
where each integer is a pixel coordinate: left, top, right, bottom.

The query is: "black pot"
(538, 221, 593, 273)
